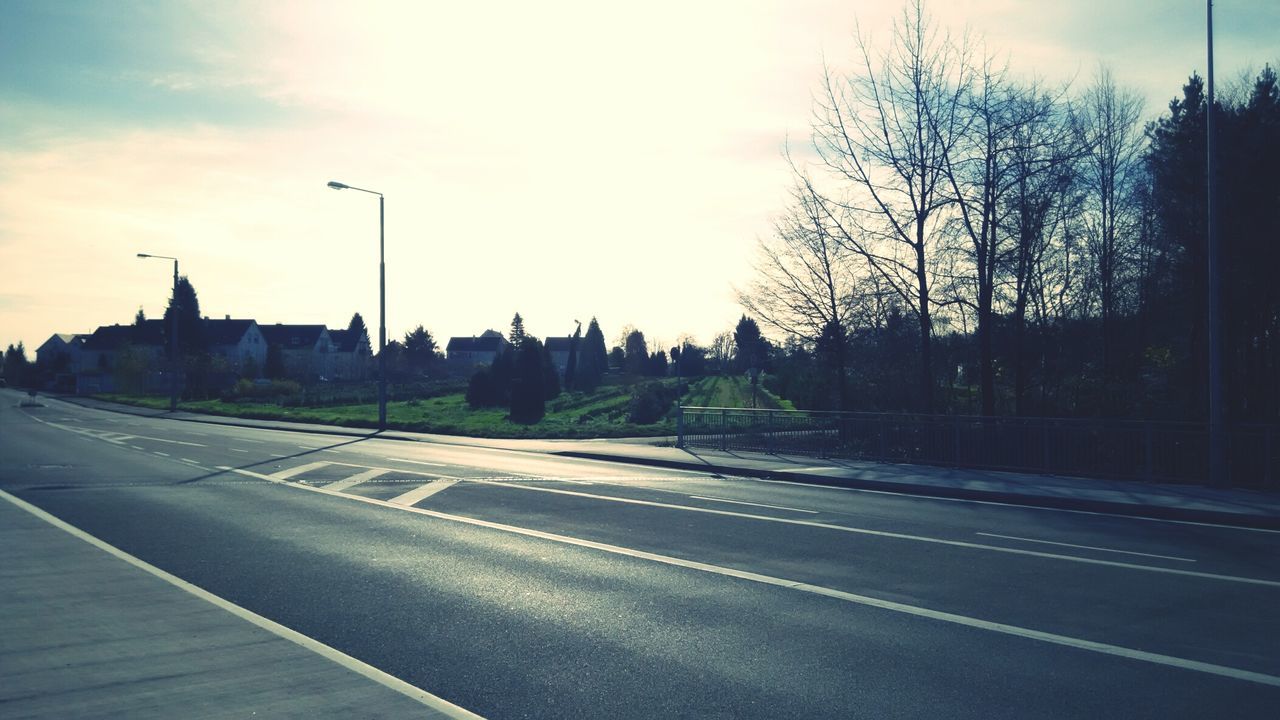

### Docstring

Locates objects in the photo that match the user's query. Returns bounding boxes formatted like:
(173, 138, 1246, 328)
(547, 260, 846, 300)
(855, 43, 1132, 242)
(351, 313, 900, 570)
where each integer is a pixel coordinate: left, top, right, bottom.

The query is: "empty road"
(3, 390, 1278, 718)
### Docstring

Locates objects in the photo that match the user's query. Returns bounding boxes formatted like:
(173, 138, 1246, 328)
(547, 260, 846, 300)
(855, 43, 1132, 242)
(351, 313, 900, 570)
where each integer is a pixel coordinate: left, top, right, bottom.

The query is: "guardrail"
(676, 406, 1278, 490)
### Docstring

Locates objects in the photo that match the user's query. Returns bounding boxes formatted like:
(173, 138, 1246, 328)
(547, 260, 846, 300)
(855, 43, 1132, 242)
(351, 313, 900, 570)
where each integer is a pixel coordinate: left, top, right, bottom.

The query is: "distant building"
(259, 324, 335, 380)
(446, 330, 509, 368)
(544, 337, 576, 378)
(36, 333, 89, 374)
(76, 321, 167, 394)
(203, 317, 267, 373)
(328, 327, 372, 381)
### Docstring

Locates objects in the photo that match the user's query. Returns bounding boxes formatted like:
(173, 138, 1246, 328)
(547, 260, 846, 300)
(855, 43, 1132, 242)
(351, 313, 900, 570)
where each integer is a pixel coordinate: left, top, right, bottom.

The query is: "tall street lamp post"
(136, 253, 179, 411)
(327, 180, 387, 430)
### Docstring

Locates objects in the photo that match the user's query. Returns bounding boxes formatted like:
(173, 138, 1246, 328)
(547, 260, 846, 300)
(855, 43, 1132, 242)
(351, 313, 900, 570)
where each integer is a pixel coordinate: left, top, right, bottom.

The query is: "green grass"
(96, 380, 678, 439)
(682, 375, 795, 410)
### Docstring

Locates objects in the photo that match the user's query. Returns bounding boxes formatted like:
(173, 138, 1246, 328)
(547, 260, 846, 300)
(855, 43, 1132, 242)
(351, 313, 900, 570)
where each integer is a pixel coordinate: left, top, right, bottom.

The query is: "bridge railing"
(675, 406, 1278, 490)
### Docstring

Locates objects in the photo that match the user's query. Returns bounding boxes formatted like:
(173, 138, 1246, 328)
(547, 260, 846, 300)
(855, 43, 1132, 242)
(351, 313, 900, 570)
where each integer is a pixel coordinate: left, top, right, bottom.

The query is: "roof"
(260, 324, 328, 350)
(82, 321, 166, 352)
(203, 319, 257, 346)
(545, 337, 575, 352)
(328, 328, 369, 353)
(446, 336, 506, 353)
(37, 333, 88, 353)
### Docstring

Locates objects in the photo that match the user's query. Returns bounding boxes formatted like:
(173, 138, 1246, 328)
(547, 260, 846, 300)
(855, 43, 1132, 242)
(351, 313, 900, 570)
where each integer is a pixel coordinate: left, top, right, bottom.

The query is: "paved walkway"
(0, 491, 478, 719)
(50, 395, 1280, 529)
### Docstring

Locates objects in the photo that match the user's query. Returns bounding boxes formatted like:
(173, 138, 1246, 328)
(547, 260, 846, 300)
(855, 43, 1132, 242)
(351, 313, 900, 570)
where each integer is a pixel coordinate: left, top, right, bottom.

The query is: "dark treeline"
(742, 0, 1279, 422)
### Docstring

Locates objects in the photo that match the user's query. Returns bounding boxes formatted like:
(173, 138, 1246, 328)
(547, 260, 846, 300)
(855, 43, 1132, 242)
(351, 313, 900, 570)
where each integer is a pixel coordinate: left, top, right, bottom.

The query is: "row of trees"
(741, 0, 1279, 421)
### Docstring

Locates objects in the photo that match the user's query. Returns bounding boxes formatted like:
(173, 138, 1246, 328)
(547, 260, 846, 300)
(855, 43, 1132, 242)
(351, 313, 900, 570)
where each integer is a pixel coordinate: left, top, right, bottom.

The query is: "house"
(544, 336, 576, 378)
(204, 317, 267, 373)
(328, 327, 372, 381)
(446, 330, 509, 368)
(36, 333, 89, 374)
(259, 324, 335, 380)
(76, 321, 168, 394)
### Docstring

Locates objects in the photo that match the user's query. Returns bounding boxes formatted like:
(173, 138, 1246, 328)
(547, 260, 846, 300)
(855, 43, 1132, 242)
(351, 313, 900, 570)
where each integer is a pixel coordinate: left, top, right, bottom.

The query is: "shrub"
(627, 382, 678, 424)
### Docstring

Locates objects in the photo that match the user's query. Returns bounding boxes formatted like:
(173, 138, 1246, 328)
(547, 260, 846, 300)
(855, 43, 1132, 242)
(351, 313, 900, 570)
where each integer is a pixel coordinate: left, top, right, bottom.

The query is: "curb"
(554, 451, 1280, 531)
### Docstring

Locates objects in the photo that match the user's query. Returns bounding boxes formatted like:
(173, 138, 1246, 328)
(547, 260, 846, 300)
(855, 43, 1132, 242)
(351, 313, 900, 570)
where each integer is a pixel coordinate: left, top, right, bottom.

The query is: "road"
(3, 390, 1279, 718)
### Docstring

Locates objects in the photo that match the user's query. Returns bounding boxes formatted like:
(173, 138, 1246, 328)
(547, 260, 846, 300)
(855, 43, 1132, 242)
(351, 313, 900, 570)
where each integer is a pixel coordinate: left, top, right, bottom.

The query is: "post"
(1143, 422, 1154, 482)
(1207, 0, 1225, 486)
(676, 406, 685, 448)
(720, 408, 728, 452)
(378, 194, 387, 431)
(170, 259, 179, 412)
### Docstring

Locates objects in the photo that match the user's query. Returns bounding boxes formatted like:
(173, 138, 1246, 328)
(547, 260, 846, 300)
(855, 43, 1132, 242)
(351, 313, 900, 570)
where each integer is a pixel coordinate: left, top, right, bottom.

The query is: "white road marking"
(269, 453, 286, 458)
(153, 452, 170, 457)
(475, 483, 1280, 587)
(230, 448, 250, 453)
(321, 449, 341, 454)
(689, 495, 819, 514)
(180, 458, 200, 465)
(237, 438, 265, 444)
(212, 467, 1280, 689)
(129, 446, 144, 451)
(0, 489, 483, 719)
(297, 445, 323, 450)
(271, 461, 331, 481)
(128, 435, 206, 447)
(975, 533, 1197, 562)
(389, 480, 459, 506)
(326, 468, 391, 492)
(385, 457, 448, 467)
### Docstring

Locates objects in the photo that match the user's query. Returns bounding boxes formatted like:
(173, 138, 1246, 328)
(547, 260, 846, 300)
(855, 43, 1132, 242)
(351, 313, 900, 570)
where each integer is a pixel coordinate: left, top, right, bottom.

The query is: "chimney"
(225, 314, 230, 320)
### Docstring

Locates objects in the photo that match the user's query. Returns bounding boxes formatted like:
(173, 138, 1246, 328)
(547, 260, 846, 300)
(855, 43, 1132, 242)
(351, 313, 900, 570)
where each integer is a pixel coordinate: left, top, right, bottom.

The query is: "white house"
(204, 317, 267, 373)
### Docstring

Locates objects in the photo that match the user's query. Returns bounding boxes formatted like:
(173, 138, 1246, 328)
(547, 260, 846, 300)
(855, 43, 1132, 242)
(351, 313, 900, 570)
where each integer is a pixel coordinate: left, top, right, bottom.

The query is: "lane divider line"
(688, 495, 819, 514)
(467, 481, 1280, 588)
(214, 465, 1280, 689)
(0, 489, 483, 719)
(975, 532, 1197, 563)
(325, 468, 391, 493)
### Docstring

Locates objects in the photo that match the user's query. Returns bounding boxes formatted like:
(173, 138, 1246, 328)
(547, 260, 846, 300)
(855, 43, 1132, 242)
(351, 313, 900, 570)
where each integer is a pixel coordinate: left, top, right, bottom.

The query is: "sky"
(2, 0, 1277, 355)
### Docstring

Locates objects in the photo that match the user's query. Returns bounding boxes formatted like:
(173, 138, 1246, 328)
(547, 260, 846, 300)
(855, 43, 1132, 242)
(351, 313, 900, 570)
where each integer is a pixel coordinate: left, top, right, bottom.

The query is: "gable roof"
(260, 324, 328, 350)
(82, 321, 166, 352)
(328, 328, 370, 353)
(446, 336, 506, 353)
(545, 337, 575, 352)
(37, 333, 87, 354)
(204, 319, 257, 346)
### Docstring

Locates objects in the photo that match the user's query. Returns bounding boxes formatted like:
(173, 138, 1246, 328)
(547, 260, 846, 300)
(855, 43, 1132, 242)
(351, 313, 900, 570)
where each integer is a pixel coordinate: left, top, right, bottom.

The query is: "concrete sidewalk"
(48, 393, 1280, 529)
(0, 491, 478, 719)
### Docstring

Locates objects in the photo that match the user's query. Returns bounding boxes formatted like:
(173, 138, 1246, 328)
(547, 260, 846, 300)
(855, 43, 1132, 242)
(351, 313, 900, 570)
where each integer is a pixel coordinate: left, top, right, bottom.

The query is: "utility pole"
(1207, 0, 1225, 486)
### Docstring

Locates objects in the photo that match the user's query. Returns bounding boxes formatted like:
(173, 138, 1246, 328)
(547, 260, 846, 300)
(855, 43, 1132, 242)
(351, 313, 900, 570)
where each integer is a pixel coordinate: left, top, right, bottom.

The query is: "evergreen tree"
(466, 367, 498, 408)
(509, 312, 526, 349)
(403, 325, 440, 375)
(608, 346, 625, 370)
(623, 329, 648, 375)
(733, 315, 765, 372)
(162, 276, 206, 356)
(649, 350, 668, 377)
(539, 339, 561, 400)
(564, 322, 581, 389)
(346, 312, 369, 341)
(134, 307, 146, 326)
(574, 317, 608, 391)
(509, 338, 546, 423)
(3, 343, 31, 387)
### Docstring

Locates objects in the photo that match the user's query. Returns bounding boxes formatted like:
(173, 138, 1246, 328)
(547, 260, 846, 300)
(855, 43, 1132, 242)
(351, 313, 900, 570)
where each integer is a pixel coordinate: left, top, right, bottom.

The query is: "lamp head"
(327, 181, 349, 190)
(137, 253, 150, 258)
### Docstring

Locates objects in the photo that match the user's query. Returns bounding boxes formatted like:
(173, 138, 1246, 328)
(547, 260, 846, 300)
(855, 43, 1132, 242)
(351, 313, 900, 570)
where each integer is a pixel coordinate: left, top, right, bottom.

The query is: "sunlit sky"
(2, 1, 1276, 354)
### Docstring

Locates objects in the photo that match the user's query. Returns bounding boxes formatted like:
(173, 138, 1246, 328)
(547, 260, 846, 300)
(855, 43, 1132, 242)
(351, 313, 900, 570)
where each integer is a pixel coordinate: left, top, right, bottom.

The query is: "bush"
(627, 382, 678, 424)
(224, 378, 300, 402)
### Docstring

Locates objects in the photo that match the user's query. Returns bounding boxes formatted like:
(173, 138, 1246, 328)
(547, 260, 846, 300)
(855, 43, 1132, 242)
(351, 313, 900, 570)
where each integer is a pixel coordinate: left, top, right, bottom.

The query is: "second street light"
(136, 253, 180, 411)
(327, 180, 387, 430)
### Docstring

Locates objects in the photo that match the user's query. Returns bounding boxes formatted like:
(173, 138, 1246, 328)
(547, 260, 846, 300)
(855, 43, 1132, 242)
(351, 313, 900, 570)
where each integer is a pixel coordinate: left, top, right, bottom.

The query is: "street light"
(137, 253, 179, 411)
(327, 180, 387, 430)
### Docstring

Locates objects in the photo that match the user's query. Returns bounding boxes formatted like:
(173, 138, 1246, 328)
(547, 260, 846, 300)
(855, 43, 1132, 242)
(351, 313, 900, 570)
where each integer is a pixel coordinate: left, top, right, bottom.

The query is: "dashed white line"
(180, 458, 200, 464)
(153, 451, 170, 457)
(385, 457, 448, 467)
(976, 533, 1197, 563)
(210, 467, 1280, 690)
(129, 446, 144, 451)
(688, 495, 818, 514)
(230, 448, 250, 453)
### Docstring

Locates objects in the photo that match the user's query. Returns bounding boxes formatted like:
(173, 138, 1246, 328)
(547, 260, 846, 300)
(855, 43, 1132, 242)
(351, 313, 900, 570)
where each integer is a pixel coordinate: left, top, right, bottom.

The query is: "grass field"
(95, 374, 792, 438)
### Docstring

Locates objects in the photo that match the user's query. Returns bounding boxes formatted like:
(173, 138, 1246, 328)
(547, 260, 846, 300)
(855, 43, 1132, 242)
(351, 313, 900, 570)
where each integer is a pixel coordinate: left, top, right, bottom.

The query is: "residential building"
(260, 324, 335, 380)
(544, 336, 576, 378)
(446, 330, 509, 368)
(204, 317, 267, 373)
(328, 327, 372, 381)
(76, 321, 167, 394)
(35, 333, 89, 374)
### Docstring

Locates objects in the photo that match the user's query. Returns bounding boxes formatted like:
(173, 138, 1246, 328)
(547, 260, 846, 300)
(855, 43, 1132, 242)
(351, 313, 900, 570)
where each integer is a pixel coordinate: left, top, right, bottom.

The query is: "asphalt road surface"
(3, 390, 1279, 718)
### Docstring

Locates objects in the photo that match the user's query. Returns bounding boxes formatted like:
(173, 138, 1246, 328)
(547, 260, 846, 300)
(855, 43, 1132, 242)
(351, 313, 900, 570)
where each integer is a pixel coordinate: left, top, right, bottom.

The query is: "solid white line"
(975, 533, 1197, 562)
(212, 467, 1280, 689)
(688, 495, 819, 514)
(326, 468, 391, 493)
(736, 475, 1280, 535)
(477, 483, 1280, 587)
(0, 489, 483, 718)
(271, 461, 331, 480)
(385, 457, 449, 467)
(129, 435, 206, 447)
(390, 480, 459, 506)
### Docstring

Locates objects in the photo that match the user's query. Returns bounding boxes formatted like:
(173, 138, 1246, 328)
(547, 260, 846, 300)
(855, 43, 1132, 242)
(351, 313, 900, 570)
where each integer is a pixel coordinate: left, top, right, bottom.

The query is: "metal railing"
(676, 406, 1278, 490)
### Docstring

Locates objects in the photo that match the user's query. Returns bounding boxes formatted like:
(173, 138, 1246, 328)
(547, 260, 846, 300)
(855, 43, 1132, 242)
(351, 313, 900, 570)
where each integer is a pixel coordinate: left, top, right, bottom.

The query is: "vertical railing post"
(720, 408, 728, 452)
(676, 406, 685, 449)
(954, 415, 963, 466)
(877, 414, 886, 460)
(766, 410, 774, 454)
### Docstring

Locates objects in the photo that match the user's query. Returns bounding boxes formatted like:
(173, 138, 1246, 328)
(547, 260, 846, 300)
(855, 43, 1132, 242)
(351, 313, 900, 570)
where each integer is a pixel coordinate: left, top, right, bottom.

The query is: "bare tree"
(802, 0, 968, 411)
(1075, 66, 1145, 383)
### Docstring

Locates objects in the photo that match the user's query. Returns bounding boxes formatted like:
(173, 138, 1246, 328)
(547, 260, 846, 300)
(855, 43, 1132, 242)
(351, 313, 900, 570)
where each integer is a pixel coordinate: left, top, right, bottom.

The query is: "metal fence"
(676, 406, 1279, 490)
